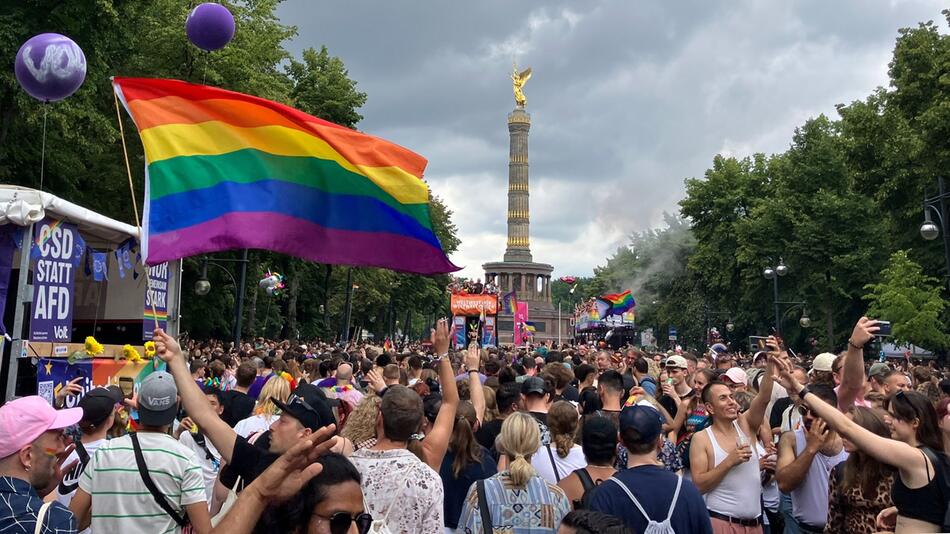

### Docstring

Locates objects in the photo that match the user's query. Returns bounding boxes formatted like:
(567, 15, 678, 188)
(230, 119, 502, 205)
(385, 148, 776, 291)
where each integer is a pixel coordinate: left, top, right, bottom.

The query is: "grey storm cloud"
(277, 0, 946, 279)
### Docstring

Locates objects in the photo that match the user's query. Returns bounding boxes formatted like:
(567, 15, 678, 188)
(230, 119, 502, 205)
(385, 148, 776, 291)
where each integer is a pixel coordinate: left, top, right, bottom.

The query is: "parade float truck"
(450, 293, 499, 349)
(573, 291, 638, 349)
(0, 186, 182, 403)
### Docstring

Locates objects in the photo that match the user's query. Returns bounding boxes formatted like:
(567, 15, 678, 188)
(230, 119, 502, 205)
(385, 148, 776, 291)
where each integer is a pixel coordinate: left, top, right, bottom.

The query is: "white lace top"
(349, 448, 444, 533)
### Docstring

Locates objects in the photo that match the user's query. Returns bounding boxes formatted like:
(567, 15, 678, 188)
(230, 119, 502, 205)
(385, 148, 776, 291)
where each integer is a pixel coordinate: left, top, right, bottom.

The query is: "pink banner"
(514, 301, 528, 346)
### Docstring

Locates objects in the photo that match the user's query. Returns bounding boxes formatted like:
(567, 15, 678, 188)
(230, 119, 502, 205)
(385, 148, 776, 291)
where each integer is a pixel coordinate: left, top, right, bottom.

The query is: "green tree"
(287, 46, 367, 129)
(864, 250, 950, 350)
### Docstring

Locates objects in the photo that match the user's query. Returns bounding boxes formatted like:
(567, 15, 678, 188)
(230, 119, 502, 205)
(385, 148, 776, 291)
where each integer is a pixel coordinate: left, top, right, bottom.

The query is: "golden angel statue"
(511, 64, 532, 108)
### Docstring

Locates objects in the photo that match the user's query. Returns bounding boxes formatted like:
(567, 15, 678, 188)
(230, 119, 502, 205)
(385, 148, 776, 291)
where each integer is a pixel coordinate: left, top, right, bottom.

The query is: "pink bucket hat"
(0, 395, 82, 458)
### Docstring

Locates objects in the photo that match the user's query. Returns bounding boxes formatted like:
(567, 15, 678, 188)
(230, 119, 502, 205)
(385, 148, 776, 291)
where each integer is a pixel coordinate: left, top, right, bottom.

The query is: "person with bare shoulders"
(558, 416, 618, 510)
(689, 337, 778, 533)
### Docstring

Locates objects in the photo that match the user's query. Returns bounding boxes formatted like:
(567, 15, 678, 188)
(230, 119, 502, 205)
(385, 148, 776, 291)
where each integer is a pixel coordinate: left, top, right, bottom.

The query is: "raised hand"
(770, 354, 801, 393)
(245, 424, 337, 503)
(152, 328, 182, 363)
(365, 368, 386, 395)
(805, 418, 830, 453)
(464, 343, 480, 372)
(849, 317, 880, 349)
(432, 318, 450, 356)
(55, 377, 84, 407)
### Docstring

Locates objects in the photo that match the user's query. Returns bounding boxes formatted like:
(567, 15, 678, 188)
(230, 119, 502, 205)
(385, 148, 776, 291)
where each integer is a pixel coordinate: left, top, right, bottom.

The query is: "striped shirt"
(79, 432, 206, 533)
(458, 472, 571, 533)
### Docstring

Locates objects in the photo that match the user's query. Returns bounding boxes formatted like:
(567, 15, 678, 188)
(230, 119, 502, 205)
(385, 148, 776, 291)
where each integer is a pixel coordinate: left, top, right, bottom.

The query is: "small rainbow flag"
(523, 321, 537, 333)
(599, 290, 635, 316)
(112, 77, 459, 275)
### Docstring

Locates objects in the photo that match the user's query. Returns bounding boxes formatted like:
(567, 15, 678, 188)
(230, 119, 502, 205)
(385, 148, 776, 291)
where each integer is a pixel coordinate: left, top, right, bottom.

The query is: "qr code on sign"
(38, 381, 54, 404)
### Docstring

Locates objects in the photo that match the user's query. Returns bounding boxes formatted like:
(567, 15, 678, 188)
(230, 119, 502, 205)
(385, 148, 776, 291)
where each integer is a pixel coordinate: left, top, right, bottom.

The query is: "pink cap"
(722, 367, 748, 386)
(0, 396, 82, 458)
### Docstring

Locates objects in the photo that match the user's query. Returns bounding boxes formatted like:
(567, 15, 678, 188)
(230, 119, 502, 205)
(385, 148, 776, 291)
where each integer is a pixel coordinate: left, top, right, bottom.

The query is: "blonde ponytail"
(499, 412, 540, 488)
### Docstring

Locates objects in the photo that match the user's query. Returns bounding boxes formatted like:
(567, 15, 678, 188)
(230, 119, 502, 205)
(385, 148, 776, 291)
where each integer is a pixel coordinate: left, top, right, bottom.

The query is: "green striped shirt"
(79, 432, 206, 533)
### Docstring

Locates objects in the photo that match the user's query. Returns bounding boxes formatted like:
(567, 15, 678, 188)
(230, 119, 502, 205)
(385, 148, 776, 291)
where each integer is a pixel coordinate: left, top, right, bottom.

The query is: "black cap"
(521, 376, 546, 396)
(78, 386, 123, 426)
(272, 383, 336, 432)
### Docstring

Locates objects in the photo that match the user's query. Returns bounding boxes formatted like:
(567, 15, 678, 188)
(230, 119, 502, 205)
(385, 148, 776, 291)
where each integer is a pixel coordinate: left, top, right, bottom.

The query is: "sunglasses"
(796, 405, 817, 418)
(314, 512, 373, 534)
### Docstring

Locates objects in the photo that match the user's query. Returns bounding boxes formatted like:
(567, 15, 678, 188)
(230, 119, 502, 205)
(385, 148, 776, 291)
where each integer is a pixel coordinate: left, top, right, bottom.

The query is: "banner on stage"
(450, 294, 498, 316)
(31, 219, 80, 342)
(143, 262, 170, 340)
(36, 357, 162, 407)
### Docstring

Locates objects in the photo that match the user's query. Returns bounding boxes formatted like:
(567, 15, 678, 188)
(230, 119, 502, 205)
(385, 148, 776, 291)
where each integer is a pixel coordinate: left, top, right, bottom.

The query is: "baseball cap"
(138, 372, 179, 427)
(664, 355, 688, 369)
(722, 367, 749, 386)
(78, 386, 123, 426)
(0, 396, 82, 458)
(521, 376, 547, 396)
(273, 382, 336, 432)
(753, 351, 768, 363)
(868, 362, 890, 380)
(618, 405, 663, 445)
(810, 353, 836, 374)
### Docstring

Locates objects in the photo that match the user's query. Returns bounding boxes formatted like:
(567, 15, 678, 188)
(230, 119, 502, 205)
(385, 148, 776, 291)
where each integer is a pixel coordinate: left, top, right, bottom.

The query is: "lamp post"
(702, 304, 733, 354)
(919, 176, 950, 290)
(763, 258, 790, 334)
(341, 268, 359, 343)
(194, 249, 249, 346)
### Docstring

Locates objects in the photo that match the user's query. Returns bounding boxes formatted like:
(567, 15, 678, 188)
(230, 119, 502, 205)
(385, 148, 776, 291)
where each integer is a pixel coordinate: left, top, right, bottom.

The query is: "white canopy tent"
(0, 186, 181, 401)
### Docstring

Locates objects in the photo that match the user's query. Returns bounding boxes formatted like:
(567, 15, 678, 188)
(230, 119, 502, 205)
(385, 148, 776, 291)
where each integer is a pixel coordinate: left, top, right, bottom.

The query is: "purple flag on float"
(31, 219, 78, 342)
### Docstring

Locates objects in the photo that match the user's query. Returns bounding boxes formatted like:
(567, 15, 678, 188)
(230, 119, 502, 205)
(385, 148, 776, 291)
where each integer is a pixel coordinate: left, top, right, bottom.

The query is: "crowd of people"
(1, 316, 949, 533)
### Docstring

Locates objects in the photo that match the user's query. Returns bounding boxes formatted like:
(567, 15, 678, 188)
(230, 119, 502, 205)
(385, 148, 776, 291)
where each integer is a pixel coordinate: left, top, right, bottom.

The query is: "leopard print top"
(824, 463, 895, 534)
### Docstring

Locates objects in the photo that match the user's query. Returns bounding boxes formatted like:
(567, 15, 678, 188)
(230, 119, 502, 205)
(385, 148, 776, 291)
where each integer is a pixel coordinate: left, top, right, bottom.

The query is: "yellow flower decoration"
(144, 341, 156, 359)
(122, 344, 142, 362)
(84, 336, 104, 357)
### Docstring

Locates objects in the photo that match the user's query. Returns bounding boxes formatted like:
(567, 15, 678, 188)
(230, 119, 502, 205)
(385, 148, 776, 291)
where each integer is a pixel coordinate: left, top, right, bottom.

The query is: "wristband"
(847, 338, 864, 350)
(797, 385, 809, 399)
(468, 370, 479, 374)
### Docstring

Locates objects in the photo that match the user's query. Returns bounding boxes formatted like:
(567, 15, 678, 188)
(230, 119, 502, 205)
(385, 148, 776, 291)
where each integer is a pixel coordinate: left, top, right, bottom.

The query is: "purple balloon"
(15, 33, 87, 102)
(186, 3, 235, 52)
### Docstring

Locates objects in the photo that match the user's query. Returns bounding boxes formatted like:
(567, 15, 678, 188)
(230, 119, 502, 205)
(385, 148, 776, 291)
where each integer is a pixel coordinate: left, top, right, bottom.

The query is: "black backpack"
(920, 447, 950, 531)
(571, 468, 599, 509)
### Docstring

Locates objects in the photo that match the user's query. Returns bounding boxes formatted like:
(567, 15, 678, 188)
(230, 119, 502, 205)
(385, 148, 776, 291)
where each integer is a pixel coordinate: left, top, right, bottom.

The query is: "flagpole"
(557, 301, 561, 347)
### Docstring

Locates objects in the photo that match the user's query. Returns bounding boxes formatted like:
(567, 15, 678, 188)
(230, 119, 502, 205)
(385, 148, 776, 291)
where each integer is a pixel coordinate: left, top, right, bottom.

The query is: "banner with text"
(450, 294, 498, 317)
(31, 220, 79, 341)
(482, 316, 497, 347)
(36, 357, 160, 407)
(143, 262, 170, 340)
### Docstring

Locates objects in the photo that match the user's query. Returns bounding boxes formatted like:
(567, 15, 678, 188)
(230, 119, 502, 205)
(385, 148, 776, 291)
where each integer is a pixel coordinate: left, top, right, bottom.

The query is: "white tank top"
(702, 423, 762, 519)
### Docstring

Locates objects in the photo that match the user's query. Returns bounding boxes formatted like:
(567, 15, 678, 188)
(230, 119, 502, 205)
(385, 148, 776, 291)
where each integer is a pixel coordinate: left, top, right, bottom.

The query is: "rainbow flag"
(501, 291, 518, 315)
(112, 77, 459, 275)
(599, 290, 635, 316)
(523, 321, 537, 333)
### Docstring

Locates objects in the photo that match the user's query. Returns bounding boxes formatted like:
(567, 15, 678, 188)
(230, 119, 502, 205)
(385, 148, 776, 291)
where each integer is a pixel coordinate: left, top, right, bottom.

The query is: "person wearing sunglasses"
(211, 428, 372, 534)
(771, 354, 948, 533)
(774, 383, 847, 534)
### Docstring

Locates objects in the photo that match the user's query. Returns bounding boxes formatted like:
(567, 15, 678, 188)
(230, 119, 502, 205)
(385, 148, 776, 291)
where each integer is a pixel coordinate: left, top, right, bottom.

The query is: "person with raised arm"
(689, 337, 778, 533)
(770, 339, 948, 534)
(835, 317, 879, 411)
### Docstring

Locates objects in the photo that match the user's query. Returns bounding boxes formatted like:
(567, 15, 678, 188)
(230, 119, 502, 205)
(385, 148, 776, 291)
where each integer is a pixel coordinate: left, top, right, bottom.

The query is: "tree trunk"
(824, 302, 835, 347)
(286, 261, 301, 340)
(246, 267, 259, 337)
(322, 264, 333, 337)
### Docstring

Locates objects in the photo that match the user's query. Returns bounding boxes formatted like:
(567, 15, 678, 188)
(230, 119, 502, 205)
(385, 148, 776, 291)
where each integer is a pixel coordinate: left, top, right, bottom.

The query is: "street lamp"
(193, 251, 249, 346)
(920, 177, 950, 290)
(725, 320, 735, 332)
(194, 262, 211, 296)
(763, 258, 789, 333)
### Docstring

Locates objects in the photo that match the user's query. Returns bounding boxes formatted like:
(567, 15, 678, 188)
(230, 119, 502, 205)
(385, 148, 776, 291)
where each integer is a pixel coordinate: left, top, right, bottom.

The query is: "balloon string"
(113, 88, 159, 330)
(39, 103, 48, 191)
(202, 51, 209, 85)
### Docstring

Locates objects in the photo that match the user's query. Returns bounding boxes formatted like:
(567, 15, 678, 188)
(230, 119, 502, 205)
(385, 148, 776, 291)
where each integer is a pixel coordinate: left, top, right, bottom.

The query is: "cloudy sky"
(277, 0, 946, 279)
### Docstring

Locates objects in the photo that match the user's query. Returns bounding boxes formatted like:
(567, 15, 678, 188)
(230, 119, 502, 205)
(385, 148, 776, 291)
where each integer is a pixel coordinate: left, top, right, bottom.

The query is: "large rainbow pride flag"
(112, 77, 459, 275)
(597, 289, 635, 316)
